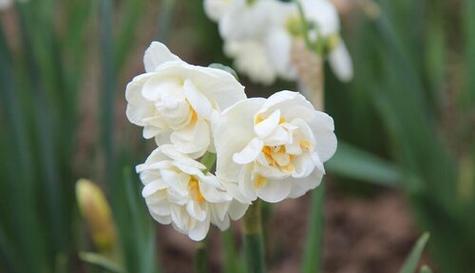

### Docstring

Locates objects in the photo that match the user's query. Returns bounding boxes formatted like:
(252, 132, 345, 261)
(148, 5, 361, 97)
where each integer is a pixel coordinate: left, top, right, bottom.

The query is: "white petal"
(183, 79, 213, 119)
(142, 181, 167, 197)
(233, 138, 263, 165)
(215, 98, 265, 181)
(238, 165, 258, 201)
(144, 42, 182, 73)
(199, 175, 232, 203)
(186, 201, 207, 222)
(211, 202, 231, 222)
(188, 217, 210, 241)
(288, 170, 324, 199)
(328, 42, 353, 82)
(256, 179, 292, 203)
(212, 213, 230, 231)
(309, 111, 337, 162)
(254, 110, 280, 138)
(293, 153, 316, 178)
(228, 200, 249, 220)
(259, 91, 315, 122)
(170, 119, 210, 158)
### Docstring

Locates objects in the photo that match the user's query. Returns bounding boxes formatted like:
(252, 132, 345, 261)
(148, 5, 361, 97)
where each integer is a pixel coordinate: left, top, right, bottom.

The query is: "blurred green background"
(0, 0, 474, 273)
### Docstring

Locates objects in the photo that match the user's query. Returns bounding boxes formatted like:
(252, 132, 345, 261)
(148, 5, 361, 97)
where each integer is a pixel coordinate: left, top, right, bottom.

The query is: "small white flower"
(126, 42, 246, 158)
(214, 91, 337, 203)
(136, 145, 248, 241)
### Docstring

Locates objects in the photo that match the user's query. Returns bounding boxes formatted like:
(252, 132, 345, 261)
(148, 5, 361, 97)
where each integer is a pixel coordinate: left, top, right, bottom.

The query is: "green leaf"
(79, 252, 125, 273)
(398, 232, 430, 273)
(326, 142, 401, 187)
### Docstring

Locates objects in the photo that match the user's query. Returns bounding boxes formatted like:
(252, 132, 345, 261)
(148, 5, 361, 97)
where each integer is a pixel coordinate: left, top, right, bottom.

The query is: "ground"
(158, 186, 424, 273)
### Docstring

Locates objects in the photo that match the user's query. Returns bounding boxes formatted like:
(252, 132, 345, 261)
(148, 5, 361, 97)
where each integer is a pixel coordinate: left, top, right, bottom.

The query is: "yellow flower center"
(188, 177, 205, 204)
(261, 145, 295, 173)
(254, 175, 268, 188)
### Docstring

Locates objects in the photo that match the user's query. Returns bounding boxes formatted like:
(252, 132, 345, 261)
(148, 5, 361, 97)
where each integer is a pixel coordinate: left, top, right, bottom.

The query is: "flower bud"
(76, 179, 117, 254)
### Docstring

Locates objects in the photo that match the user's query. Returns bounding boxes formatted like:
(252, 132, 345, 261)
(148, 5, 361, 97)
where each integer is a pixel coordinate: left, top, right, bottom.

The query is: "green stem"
(194, 241, 209, 273)
(221, 230, 242, 273)
(243, 200, 266, 273)
(301, 183, 325, 273)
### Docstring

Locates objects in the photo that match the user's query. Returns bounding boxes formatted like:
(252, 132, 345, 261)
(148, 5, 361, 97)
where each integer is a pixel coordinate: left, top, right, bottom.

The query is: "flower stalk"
(194, 240, 209, 273)
(243, 200, 266, 273)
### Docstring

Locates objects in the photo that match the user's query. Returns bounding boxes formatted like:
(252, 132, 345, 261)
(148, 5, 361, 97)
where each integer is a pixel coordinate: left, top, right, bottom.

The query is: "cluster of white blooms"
(204, 0, 353, 85)
(126, 42, 337, 240)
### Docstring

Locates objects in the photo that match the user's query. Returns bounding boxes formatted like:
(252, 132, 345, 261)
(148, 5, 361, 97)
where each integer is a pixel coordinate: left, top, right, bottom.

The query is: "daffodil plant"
(126, 41, 337, 242)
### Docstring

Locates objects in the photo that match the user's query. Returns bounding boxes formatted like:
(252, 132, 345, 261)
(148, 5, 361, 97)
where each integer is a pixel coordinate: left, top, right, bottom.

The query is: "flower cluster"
(126, 42, 337, 240)
(204, 0, 353, 85)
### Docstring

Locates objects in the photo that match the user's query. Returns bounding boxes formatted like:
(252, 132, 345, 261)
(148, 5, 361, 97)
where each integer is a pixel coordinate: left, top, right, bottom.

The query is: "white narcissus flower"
(126, 42, 246, 158)
(215, 91, 337, 203)
(136, 145, 248, 241)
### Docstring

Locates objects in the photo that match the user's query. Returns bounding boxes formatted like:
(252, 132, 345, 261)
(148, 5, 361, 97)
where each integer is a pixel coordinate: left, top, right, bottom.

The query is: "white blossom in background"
(136, 145, 248, 241)
(214, 91, 337, 203)
(125, 42, 246, 158)
(203, 0, 353, 84)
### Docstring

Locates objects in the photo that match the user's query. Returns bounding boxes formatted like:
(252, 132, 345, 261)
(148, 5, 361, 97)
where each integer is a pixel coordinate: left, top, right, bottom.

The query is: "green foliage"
(398, 233, 430, 273)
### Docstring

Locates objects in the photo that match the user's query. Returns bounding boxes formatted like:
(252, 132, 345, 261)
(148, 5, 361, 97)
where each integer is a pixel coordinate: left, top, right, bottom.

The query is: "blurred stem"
(99, 0, 117, 188)
(299, 29, 325, 273)
(243, 200, 266, 273)
(301, 184, 325, 273)
(194, 240, 209, 273)
(156, 0, 176, 42)
(221, 230, 242, 273)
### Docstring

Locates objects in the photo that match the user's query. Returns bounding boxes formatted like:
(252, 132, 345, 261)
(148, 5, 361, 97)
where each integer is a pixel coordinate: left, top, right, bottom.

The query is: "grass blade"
(398, 232, 430, 273)
(79, 252, 125, 273)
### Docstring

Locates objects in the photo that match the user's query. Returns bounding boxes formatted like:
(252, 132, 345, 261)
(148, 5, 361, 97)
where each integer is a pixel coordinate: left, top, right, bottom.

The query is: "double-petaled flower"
(126, 42, 337, 241)
(136, 145, 248, 241)
(126, 42, 246, 158)
(214, 91, 337, 203)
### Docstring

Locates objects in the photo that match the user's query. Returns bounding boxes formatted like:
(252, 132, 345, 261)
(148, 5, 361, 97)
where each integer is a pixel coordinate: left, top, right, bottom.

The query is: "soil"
(157, 187, 422, 273)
